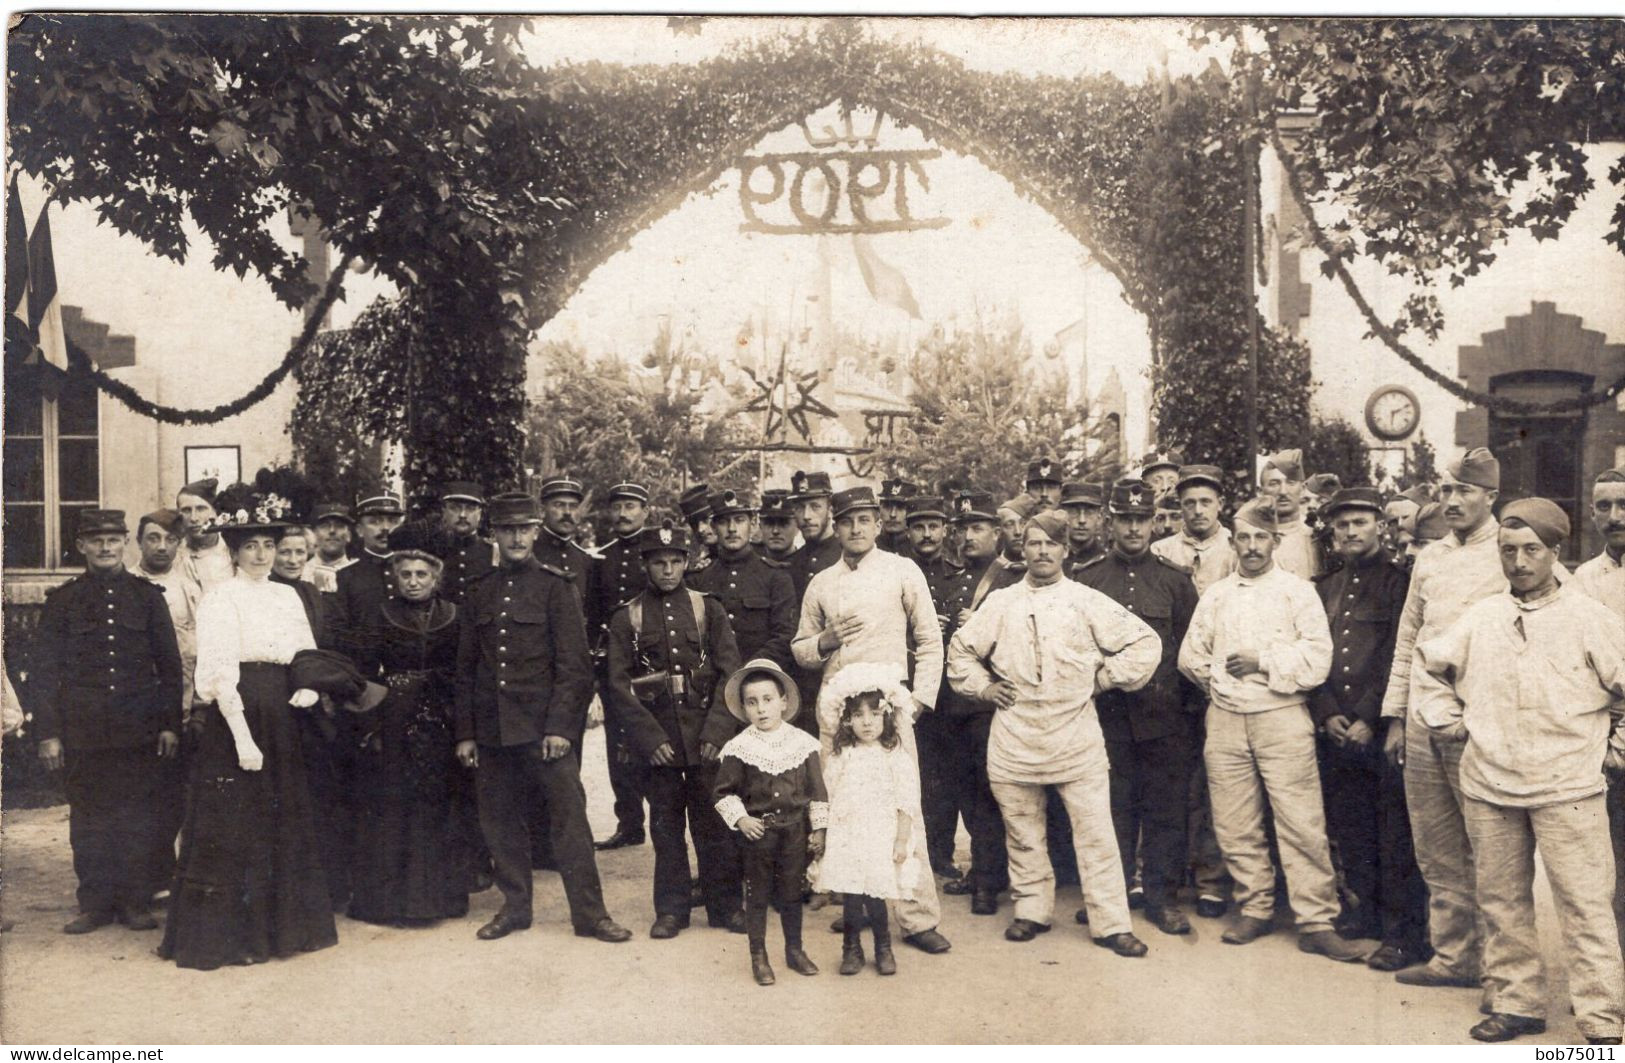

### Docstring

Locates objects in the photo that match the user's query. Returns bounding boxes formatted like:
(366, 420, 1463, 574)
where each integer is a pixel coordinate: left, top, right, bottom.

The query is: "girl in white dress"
(814, 663, 923, 976)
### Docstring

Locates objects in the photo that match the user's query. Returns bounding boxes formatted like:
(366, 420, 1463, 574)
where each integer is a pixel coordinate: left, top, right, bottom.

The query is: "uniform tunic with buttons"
(788, 533, 843, 603)
(688, 547, 798, 669)
(454, 558, 593, 747)
(588, 532, 646, 647)
(533, 526, 592, 599)
(604, 587, 742, 765)
(332, 550, 394, 659)
(33, 569, 185, 748)
(438, 532, 497, 607)
(1074, 550, 1199, 743)
(1311, 551, 1409, 727)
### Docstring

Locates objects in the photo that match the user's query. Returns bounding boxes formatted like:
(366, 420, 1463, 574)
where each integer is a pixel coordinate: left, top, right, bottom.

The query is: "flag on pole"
(27, 201, 70, 375)
(851, 234, 922, 319)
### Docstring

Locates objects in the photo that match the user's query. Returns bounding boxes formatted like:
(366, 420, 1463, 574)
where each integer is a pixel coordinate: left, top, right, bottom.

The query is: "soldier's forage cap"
(355, 492, 406, 517)
(1059, 481, 1105, 508)
(1176, 464, 1226, 495)
(1399, 483, 1435, 507)
(758, 489, 794, 519)
(724, 658, 801, 724)
(1024, 510, 1071, 545)
(1323, 486, 1385, 519)
(310, 502, 355, 526)
(904, 495, 948, 523)
(880, 479, 919, 502)
(951, 492, 999, 524)
(538, 477, 584, 501)
(1233, 499, 1280, 533)
(706, 488, 755, 519)
(606, 482, 651, 504)
(1109, 481, 1155, 517)
(998, 494, 1038, 520)
(1140, 449, 1185, 476)
(137, 509, 185, 538)
(1500, 497, 1570, 548)
(1156, 494, 1182, 513)
(788, 470, 833, 501)
(1444, 448, 1500, 491)
(1025, 458, 1063, 486)
(177, 478, 219, 505)
(678, 484, 712, 523)
(1596, 468, 1625, 486)
(831, 486, 881, 520)
(1261, 449, 1305, 484)
(486, 491, 542, 527)
(440, 481, 485, 505)
(1414, 502, 1448, 542)
(1306, 473, 1343, 497)
(76, 509, 128, 536)
(638, 519, 691, 556)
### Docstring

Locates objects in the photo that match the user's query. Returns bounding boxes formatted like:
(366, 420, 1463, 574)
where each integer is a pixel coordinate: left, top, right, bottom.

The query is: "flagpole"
(1242, 66, 1261, 477)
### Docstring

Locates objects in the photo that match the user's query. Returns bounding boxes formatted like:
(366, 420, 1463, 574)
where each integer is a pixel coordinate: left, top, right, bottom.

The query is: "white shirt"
(194, 571, 316, 715)
(138, 562, 200, 715)
(1273, 517, 1320, 581)
(947, 576, 1159, 784)
(792, 547, 944, 711)
(304, 554, 357, 595)
(1152, 527, 1237, 596)
(1178, 564, 1332, 715)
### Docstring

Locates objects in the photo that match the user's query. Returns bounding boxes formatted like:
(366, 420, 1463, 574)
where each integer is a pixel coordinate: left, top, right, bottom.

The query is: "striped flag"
(6, 176, 69, 379)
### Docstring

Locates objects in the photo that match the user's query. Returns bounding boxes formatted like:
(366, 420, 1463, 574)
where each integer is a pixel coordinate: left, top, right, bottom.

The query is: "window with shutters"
(3, 370, 100, 571)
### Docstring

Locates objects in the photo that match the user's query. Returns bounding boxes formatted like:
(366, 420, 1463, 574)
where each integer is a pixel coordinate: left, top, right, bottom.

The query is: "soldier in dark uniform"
(453, 492, 632, 944)
(1059, 481, 1107, 577)
(678, 483, 718, 573)
(903, 495, 966, 881)
(331, 491, 404, 659)
(1073, 481, 1201, 936)
(1139, 449, 1186, 502)
(1025, 458, 1064, 510)
(429, 482, 496, 607)
(690, 488, 798, 669)
(786, 470, 842, 736)
(757, 489, 798, 563)
(591, 481, 653, 851)
(532, 476, 593, 598)
(878, 478, 920, 557)
(605, 521, 745, 937)
(1311, 487, 1428, 972)
(33, 509, 184, 933)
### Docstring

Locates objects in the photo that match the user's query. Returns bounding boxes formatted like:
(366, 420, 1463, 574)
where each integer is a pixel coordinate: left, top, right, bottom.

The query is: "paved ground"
(0, 726, 1597, 1044)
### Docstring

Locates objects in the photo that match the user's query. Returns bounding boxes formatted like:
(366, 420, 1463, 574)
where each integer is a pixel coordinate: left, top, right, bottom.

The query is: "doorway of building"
(1488, 370, 1589, 562)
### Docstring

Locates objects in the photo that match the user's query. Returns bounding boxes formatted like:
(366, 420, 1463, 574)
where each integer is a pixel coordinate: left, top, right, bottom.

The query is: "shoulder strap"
(687, 588, 707, 643)
(629, 594, 642, 634)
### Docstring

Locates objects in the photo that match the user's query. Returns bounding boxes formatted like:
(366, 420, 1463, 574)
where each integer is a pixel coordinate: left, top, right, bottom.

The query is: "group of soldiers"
(22, 438, 1625, 1041)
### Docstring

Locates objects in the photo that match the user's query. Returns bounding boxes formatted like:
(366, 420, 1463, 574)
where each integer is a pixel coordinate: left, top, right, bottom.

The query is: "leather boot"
(781, 904, 818, 975)
(870, 898, 897, 976)
(839, 926, 865, 975)
(750, 944, 776, 986)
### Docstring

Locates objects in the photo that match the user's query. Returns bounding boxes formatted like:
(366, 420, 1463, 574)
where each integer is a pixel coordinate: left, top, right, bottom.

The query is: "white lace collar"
(723, 723, 821, 775)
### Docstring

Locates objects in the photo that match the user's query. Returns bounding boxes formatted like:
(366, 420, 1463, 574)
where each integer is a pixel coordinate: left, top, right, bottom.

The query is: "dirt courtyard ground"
(0, 726, 1596, 1044)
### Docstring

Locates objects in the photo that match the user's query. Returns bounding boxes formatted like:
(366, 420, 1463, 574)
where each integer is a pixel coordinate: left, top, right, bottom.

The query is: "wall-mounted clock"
(1365, 385, 1420, 442)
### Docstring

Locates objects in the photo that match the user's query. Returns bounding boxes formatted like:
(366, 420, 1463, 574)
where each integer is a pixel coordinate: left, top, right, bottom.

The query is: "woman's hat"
(814, 661, 915, 735)
(724, 658, 801, 723)
(205, 483, 298, 535)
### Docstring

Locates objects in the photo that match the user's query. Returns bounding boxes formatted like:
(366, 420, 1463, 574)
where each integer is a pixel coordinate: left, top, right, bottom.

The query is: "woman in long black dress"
(159, 487, 338, 969)
(347, 548, 472, 924)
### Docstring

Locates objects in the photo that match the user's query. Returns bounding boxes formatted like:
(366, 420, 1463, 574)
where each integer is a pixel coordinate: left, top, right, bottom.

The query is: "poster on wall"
(183, 445, 240, 488)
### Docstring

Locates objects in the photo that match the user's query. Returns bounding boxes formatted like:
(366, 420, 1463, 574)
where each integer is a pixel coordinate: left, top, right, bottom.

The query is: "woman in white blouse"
(159, 486, 339, 970)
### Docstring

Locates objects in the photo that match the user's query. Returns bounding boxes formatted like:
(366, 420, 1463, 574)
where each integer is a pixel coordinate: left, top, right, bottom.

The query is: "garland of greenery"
(64, 253, 354, 425)
(1270, 124, 1625, 416)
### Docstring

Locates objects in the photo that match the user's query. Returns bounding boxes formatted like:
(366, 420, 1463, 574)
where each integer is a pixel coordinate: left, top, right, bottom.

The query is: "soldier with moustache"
(331, 491, 406, 659)
(532, 476, 594, 598)
(590, 481, 654, 851)
(678, 484, 719, 574)
(787, 470, 842, 601)
(1074, 481, 1201, 936)
(689, 488, 798, 671)
(1140, 449, 1185, 502)
(756, 489, 799, 563)
(878, 479, 920, 558)
(425, 482, 497, 607)
(304, 503, 357, 595)
(1059, 481, 1108, 577)
(1024, 458, 1064, 510)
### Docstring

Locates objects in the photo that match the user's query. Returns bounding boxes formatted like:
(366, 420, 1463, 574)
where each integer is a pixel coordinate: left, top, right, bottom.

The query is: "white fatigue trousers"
(1464, 793, 1625, 1039)
(1402, 724, 1481, 979)
(1204, 703, 1341, 932)
(989, 750, 1131, 934)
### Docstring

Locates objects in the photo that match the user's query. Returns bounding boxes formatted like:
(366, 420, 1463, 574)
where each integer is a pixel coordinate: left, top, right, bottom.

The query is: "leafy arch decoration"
(280, 25, 1295, 493)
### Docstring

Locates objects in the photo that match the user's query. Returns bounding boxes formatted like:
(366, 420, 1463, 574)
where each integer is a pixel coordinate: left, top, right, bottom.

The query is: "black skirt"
(347, 669, 472, 924)
(159, 662, 338, 970)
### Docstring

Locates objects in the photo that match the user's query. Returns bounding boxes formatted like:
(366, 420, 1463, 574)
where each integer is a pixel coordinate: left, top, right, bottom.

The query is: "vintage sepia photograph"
(3, 11, 1625, 1047)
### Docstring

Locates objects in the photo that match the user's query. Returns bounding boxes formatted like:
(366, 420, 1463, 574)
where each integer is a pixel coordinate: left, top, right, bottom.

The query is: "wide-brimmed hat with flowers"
(815, 661, 915, 737)
(203, 482, 301, 535)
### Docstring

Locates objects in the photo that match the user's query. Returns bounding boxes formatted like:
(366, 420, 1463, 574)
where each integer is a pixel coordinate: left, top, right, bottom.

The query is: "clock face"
(1366, 386, 1420, 441)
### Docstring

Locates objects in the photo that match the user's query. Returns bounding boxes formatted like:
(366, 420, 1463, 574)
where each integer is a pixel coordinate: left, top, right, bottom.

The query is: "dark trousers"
(648, 763, 741, 920)
(1105, 728, 1194, 908)
(603, 681, 650, 833)
(915, 709, 960, 873)
(741, 817, 807, 949)
(297, 708, 355, 911)
(64, 746, 176, 914)
(944, 712, 1009, 891)
(475, 741, 608, 928)
(1320, 735, 1430, 950)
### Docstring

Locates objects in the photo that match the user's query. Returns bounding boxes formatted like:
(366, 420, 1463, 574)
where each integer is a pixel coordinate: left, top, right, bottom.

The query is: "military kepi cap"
(904, 495, 948, 523)
(1500, 497, 1569, 548)
(1445, 447, 1500, 491)
(486, 491, 542, 526)
(706, 488, 755, 519)
(310, 502, 355, 525)
(1108, 481, 1155, 517)
(538, 477, 584, 501)
(789, 470, 833, 501)
(355, 491, 405, 517)
(678, 484, 712, 523)
(77, 509, 128, 536)
(440, 481, 485, 505)
(638, 519, 691, 555)
(1025, 458, 1062, 486)
(758, 489, 794, 519)
(606, 482, 651, 504)
(1176, 464, 1226, 494)
(951, 492, 998, 523)
(832, 486, 881, 519)
(1060, 481, 1105, 508)
(1322, 486, 1384, 518)
(1596, 467, 1625, 486)
(1140, 449, 1185, 476)
(1156, 494, 1181, 513)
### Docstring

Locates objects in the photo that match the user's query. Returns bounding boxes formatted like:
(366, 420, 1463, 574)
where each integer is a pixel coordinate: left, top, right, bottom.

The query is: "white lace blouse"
(194, 571, 316, 712)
